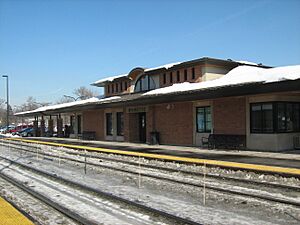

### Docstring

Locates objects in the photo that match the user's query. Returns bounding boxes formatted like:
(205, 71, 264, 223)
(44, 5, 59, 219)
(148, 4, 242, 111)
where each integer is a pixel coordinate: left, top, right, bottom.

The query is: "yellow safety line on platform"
(6, 137, 300, 176)
(0, 196, 33, 225)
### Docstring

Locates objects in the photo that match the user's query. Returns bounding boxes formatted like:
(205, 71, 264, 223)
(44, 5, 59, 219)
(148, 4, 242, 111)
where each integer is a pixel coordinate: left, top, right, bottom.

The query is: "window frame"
(177, 71, 180, 82)
(196, 106, 212, 133)
(106, 113, 113, 136)
(116, 112, 124, 136)
(250, 101, 300, 134)
(184, 69, 187, 81)
(192, 68, 195, 79)
(134, 74, 156, 93)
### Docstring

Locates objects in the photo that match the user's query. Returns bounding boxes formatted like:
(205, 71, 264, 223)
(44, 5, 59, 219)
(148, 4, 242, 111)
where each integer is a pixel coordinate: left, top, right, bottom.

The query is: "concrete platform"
(0, 196, 33, 225)
(26, 136, 300, 167)
(5, 136, 300, 176)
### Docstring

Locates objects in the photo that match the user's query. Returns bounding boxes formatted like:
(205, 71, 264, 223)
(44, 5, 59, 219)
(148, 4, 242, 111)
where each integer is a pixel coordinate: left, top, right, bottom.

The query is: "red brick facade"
(151, 102, 193, 145)
(159, 65, 202, 87)
(213, 97, 246, 135)
(82, 110, 105, 140)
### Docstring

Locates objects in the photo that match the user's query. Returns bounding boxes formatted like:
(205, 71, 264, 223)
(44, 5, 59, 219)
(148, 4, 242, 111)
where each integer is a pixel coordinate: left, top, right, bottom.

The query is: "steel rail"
(8, 137, 300, 177)
(1, 142, 300, 208)
(0, 187, 39, 225)
(2, 140, 300, 192)
(0, 155, 203, 225)
(0, 172, 96, 225)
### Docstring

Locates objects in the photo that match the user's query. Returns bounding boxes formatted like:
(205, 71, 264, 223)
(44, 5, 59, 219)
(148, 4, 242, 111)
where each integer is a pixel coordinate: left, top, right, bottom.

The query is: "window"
(106, 113, 113, 135)
(107, 85, 110, 94)
(77, 115, 82, 134)
(134, 75, 156, 92)
(184, 69, 187, 81)
(120, 82, 123, 92)
(192, 68, 195, 79)
(177, 71, 180, 82)
(111, 84, 114, 93)
(70, 115, 75, 134)
(196, 106, 211, 133)
(116, 83, 119, 92)
(251, 103, 274, 133)
(169, 72, 173, 83)
(163, 73, 166, 84)
(250, 102, 300, 133)
(124, 81, 128, 90)
(117, 112, 124, 136)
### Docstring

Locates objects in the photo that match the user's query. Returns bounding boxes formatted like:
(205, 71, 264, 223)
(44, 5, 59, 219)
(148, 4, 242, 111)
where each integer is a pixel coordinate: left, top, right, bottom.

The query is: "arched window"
(134, 74, 156, 92)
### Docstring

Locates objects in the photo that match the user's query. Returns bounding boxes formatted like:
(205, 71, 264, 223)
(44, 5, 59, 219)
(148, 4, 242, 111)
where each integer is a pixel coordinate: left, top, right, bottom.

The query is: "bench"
(82, 131, 96, 140)
(202, 134, 246, 150)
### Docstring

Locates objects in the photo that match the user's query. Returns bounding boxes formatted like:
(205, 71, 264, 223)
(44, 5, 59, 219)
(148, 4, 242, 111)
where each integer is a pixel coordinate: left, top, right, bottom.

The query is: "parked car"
(0, 125, 15, 133)
(10, 125, 32, 134)
(18, 127, 34, 137)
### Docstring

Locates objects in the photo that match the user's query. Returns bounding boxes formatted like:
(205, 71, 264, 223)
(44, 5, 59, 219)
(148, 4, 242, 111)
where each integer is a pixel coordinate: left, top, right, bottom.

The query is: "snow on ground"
(0, 177, 77, 225)
(1, 143, 299, 225)
(144, 65, 300, 95)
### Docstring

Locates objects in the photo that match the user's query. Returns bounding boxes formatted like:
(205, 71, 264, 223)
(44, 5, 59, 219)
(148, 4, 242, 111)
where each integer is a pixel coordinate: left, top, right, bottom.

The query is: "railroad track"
(1, 140, 300, 208)
(3, 139, 299, 190)
(0, 154, 202, 225)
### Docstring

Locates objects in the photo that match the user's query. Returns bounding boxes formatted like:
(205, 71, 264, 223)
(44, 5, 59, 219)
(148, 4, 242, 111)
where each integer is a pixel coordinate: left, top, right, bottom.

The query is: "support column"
(40, 116, 45, 137)
(48, 115, 54, 137)
(57, 114, 63, 138)
(33, 116, 38, 137)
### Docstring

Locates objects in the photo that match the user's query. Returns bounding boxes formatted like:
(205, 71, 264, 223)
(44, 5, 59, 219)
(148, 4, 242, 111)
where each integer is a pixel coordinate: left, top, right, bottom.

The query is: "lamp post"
(2, 75, 9, 128)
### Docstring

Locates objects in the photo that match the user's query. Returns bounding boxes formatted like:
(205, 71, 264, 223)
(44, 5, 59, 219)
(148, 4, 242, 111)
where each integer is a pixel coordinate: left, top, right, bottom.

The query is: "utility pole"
(2, 75, 9, 127)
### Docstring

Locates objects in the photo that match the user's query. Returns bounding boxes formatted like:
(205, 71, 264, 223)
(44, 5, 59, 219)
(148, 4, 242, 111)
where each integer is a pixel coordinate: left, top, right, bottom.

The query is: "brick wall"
(153, 102, 193, 145)
(105, 79, 131, 97)
(82, 110, 104, 140)
(213, 97, 246, 135)
(159, 65, 202, 87)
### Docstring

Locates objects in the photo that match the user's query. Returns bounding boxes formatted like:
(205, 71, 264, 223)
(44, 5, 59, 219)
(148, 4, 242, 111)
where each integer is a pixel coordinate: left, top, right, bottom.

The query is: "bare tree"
(14, 97, 51, 113)
(56, 96, 74, 104)
(73, 86, 97, 100)
(0, 98, 4, 106)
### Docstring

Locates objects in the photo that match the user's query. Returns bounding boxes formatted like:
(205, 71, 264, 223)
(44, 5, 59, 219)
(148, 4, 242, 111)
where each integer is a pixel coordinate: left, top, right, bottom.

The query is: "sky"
(0, 0, 300, 107)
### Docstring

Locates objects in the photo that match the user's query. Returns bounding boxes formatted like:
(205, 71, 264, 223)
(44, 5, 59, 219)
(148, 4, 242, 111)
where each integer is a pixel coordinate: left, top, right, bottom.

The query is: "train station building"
(15, 57, 300, 151)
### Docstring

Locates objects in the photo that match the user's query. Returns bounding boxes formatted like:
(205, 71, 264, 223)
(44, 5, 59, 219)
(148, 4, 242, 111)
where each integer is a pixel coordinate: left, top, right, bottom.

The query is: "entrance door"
(138, 112, 146, 143)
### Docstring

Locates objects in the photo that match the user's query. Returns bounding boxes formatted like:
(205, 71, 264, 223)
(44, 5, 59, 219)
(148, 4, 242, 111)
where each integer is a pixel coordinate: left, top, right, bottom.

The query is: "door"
(139, 112, 146, 143)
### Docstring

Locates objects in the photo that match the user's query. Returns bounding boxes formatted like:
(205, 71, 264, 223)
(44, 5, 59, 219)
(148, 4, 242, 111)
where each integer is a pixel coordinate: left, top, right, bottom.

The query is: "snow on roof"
(235, 60, 259, 66)
(144, 62, 182, 72)
(92, 62, 182, 86)
(15, 96, 121, 116)
(92, 74, 128, 86)
(144, 65, 300, 96)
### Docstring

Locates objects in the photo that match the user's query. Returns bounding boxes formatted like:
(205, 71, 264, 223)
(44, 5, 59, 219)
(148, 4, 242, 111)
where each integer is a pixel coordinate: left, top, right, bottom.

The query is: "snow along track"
(0, 175, 78, 225)
(0, 155, 201, 225)
(2, 140, 300, 208)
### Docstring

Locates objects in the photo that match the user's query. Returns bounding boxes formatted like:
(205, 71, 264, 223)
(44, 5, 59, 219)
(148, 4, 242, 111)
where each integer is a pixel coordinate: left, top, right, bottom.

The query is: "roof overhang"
(16, 79, 300, 117)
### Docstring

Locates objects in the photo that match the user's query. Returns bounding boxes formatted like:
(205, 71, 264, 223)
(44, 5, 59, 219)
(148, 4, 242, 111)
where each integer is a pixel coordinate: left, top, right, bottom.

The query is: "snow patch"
(15, 96, 121, 116)
(92, 74, 128, 86)
(144, 62, 182, 72)
(144, 65, 300, 96)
